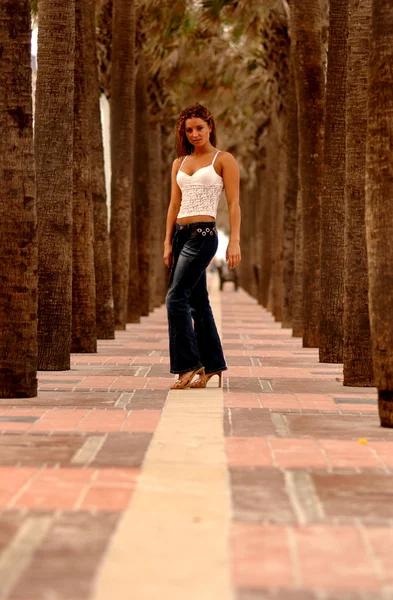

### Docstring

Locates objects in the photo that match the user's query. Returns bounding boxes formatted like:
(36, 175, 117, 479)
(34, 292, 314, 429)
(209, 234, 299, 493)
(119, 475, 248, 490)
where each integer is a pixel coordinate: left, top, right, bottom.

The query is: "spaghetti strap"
(212, 151, 220, 165)
(180, 155, 188, 168)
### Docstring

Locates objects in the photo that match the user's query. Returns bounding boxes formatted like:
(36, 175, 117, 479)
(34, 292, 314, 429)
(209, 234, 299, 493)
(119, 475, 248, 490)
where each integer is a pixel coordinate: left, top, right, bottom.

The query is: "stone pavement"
(0, 276, 393, 599)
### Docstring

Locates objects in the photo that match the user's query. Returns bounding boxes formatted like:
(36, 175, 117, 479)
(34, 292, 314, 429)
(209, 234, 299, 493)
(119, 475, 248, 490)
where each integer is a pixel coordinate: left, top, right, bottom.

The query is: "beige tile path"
(93, 276, 234, 600)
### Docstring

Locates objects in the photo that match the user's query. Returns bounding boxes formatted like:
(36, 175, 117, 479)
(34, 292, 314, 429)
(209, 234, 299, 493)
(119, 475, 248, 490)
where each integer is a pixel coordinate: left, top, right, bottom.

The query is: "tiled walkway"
(0, 276, 393, 599)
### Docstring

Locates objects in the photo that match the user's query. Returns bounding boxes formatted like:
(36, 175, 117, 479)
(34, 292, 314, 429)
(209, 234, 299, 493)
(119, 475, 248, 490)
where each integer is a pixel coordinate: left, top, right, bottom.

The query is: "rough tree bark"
(110, 0, 136, 328)
(0, 0, 38, 397)
(291, 0, 325, 347)
(127, 205, 141, 324)
(365, 0, 393, 426)
(319, 0, 349, 363)
(148, 115, 163, 311)
(344, 0, 373, 385)
(85, 0, 115, 339)
(72, 0, 97, 352)
(133, 57, 150, 317)
(36, 0, 75, 370)
(281, 54, 299, 329)
(292, 190, 304, 338)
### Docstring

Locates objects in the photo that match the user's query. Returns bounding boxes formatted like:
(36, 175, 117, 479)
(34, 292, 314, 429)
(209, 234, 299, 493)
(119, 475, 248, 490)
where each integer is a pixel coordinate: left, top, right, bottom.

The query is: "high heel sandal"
(190, 371, 222, 388)
(170, 367, 205, 390)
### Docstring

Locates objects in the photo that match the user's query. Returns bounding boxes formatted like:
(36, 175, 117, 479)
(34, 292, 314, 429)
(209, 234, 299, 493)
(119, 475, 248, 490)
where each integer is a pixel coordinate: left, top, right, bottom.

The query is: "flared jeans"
(166, 221, 227, 375)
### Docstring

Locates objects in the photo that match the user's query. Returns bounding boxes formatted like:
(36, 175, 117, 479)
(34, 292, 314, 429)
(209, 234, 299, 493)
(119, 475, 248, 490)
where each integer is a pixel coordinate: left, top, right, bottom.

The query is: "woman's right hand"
(163, 242, 173, 268)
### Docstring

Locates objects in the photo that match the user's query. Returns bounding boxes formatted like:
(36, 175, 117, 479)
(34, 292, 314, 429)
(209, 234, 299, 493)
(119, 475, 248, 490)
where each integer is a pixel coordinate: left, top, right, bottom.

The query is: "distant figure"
(217, 260, 238, 291)
(163, 103, 241, 389)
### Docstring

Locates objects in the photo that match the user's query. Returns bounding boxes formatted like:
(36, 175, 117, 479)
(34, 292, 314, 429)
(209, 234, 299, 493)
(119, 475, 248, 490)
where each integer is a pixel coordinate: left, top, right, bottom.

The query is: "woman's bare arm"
(163, 158, 182, 268)
(221, 152, 241, 269)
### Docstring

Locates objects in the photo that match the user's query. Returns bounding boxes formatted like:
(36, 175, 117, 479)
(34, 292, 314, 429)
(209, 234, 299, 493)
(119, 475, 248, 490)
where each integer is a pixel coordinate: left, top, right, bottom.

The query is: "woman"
(164, 103, 241, 389)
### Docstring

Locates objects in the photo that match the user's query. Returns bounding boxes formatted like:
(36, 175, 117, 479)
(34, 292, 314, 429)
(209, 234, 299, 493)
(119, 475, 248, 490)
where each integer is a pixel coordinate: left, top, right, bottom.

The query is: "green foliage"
(97, 0, 289, 174)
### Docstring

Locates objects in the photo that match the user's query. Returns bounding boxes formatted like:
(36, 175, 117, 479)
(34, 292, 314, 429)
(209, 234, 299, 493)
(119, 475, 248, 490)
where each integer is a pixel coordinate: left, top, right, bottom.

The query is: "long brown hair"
(175, 103, 217, 157)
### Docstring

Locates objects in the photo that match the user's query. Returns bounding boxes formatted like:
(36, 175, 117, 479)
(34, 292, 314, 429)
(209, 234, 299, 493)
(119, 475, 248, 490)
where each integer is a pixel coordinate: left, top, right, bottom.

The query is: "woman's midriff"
(177, 215, 215, 225)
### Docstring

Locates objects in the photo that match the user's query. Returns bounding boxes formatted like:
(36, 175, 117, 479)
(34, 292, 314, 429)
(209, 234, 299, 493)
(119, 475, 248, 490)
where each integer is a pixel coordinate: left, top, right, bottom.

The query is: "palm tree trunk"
(250, 171, 261, 300)
(72, 0, 97, 353)
(35, 0, 75, 370)
(157, 128, 170, 307)
(291, 0, 325, 348)
(259, 144, 274, 309)
(127, 207, 141, 323)
(0, 0, 38, 397)
(85, 0, 115, 339)
(292, 190, 304, 338)
(110, 0, 136, 328)
(270, 110, 285, 322)
(343, 0, 373, 386)
(238, 181, 251, 295)
(365, 0, 393, 426)
(134, 58, 150, 317)
(148, 116, 163, 311)
(281, 54, 299, 328)
(319, 0, 348, 363)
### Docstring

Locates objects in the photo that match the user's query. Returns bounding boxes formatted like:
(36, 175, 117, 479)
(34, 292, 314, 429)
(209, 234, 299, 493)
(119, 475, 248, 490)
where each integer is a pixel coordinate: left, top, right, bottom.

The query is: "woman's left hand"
(226, 241, 241, 270)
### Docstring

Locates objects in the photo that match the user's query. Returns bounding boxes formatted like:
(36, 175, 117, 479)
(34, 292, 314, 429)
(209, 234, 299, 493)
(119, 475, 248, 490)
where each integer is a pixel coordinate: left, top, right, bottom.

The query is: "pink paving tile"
(94, 468, 140, 486)
(0, 491, 18, 507)
(243, 350, 307, 357)
(224, 393, 261, 408)
(0, 408, 48, 417)
(226, 367, 252, 377)
(368, 441, 393, 468)
(145, 378, 173, 389)
(122, 410, 162, 432)
(225, 438, 274, 467)
(38, 375, 83, 381)
(33, 468, 96, 484)
(75, 376, 118, 389)
(251, 367, 314, 379)
(294, 525, 379, 589)
(9, 469, 95, 511)
(96, 356, 136, 364)
(13, 472, 91, 510)
(79, 486, 133, 510)
(319, 440, 380, 468)
(366, 527, 393, 585)
(0, 467, 38, 492)
(108, 376, 147, 390)
(30, 409, 90, 431)
(312, 373, 344, 380)
(295, 394, 334, 402)
(77, 410, 128, 432)
(339, 404, 377, 413)
(123, 342, 167, 349)
(71, 355, 111, 363)
(225, 333, 292, 342)
(133, 356, 169, 364)
(0, 422, 33, 431)
(269, 438, 327, 468)
(224, 349, 246, 356)
(260, 394, 299, 409)
(297, 397, 337, 410)
(231, 523, 294, 588)
(38, 383, 77, 391)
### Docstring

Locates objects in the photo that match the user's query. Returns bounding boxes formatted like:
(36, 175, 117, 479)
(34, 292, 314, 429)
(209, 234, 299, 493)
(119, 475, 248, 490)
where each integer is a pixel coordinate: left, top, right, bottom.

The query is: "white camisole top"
(176, 151, 224, 219)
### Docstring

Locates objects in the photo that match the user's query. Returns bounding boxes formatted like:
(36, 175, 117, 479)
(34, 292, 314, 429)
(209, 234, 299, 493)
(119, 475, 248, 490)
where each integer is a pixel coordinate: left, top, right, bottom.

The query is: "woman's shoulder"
(216, 150, 238, 167)
(172, 156, 184, 173)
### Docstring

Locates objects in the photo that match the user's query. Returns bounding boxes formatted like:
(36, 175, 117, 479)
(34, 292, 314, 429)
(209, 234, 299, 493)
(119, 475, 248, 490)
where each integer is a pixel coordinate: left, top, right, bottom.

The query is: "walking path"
(0, 276, 393, 599)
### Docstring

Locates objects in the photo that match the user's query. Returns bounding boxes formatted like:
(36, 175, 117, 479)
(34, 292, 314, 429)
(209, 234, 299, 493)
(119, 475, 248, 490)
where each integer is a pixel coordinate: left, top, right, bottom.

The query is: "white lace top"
(176, 151, 224, 219)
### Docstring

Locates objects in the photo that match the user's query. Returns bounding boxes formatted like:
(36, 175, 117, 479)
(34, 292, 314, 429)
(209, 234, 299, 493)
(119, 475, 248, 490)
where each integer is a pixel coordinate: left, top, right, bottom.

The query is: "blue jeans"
(166, 222, 227, 375)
